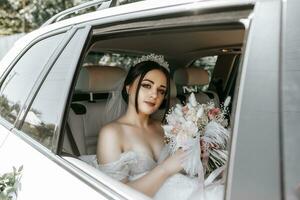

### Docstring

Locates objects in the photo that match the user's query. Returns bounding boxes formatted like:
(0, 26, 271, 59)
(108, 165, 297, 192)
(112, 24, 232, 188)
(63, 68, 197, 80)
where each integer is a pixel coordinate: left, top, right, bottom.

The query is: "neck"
(124, 104, 150, 128)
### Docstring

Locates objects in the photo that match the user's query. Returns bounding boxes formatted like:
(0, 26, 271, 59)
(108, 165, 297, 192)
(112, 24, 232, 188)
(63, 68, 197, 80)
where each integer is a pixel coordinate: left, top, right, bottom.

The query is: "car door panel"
(0, 131, 108, 200)
(0, 26, 110, 199)
(227, 1, 282, 200)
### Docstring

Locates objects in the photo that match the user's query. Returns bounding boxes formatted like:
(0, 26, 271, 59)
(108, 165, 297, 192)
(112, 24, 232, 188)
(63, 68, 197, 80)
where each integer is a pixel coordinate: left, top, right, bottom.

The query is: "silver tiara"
(133, 54, 169, 71)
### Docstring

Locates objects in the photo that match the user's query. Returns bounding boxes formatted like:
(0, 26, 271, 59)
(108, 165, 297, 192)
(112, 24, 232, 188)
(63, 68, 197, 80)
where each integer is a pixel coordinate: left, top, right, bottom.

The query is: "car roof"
(13, 2, 244, 43)
(28, 0, 255, 36)
(0, 0, 253, 77)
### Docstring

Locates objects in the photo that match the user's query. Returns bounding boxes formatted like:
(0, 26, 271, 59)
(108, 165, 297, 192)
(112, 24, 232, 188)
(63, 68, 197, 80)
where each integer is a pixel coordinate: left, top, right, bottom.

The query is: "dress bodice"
(80, 151, 157, 181)
(80, 149, 224, 200)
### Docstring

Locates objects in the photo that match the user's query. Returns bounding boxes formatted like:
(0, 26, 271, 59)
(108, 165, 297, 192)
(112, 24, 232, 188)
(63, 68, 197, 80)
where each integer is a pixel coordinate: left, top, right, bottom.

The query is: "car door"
(0, 25, 114, 200)
(226, 1, 284, 200)
(58, 1, 254, 200)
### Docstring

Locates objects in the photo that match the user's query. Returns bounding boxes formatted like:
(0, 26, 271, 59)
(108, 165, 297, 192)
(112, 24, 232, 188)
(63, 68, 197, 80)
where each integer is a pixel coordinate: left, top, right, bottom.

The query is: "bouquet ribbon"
(187, 166, 225, 200)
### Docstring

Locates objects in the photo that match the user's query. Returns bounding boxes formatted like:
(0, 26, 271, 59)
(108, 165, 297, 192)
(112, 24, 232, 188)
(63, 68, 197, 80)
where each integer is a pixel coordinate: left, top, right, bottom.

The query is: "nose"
(150, 88, 158, 99)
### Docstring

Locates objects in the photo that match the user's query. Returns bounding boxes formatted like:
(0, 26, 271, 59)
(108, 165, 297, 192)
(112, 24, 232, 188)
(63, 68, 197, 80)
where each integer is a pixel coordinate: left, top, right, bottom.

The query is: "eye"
(158, 89, 166, 95)
(141, 83, 151, 89)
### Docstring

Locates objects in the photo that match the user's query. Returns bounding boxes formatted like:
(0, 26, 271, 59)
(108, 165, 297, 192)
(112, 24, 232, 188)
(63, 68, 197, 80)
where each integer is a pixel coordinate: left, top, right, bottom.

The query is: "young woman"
(97, 58, 191, 197)
(83, 55, 224, 200)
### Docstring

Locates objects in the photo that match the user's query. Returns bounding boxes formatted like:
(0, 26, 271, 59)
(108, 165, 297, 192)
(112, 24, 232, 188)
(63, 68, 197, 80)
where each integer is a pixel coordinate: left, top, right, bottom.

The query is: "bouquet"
(0, 166, 23, 200)
(162, 93, 230, 177)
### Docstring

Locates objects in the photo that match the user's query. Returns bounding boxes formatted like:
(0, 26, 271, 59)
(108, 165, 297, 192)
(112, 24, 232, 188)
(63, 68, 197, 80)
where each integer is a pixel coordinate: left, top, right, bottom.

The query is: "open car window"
(58, 4, 252, 200)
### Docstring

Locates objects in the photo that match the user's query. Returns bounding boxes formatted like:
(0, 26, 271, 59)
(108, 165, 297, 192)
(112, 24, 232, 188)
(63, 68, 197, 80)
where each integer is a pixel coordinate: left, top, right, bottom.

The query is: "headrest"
(75, 65, 126, 93)
(173, 67, 209, 86)
(170, 79, 177, 98)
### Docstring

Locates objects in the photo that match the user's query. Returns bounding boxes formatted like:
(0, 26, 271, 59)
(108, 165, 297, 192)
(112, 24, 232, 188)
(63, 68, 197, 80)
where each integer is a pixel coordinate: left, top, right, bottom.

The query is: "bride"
(81, 54, 224, 200)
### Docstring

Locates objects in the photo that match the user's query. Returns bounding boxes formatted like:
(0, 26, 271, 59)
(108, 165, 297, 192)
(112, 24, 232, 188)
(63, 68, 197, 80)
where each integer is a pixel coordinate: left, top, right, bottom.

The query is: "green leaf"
(0, 166, 23, 199)
(18, 166, 23, 173)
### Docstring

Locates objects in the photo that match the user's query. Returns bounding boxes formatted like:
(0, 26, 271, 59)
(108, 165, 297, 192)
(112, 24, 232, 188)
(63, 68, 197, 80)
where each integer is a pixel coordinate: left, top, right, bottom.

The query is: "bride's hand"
(160, 148, 190, 177)
(200, 138, 219, 160)
(200, 139, 209, 160)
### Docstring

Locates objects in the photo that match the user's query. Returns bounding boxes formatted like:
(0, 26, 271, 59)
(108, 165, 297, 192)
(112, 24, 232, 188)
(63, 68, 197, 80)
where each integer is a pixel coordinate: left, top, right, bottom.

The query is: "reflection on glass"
(0, 33, 64, 124)
(21, 73, 65, 149)
(21, 29, 84, 150)
(22, 109, 55, 148)
(0, 94, 21, 124)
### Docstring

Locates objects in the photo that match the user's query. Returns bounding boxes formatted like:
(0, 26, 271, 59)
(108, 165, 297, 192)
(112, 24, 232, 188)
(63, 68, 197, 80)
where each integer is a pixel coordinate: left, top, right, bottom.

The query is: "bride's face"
(127, 69, 167, 115)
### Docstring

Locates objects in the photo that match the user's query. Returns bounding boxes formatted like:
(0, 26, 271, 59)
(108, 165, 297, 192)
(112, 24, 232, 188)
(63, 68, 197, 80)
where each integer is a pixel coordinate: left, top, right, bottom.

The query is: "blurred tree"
(0, 0, 23, 35)
(0, 0, 88, 35)
(119, 0, 144, 5)
(0, 0, 144, 35)
(20, 0, 75, 31)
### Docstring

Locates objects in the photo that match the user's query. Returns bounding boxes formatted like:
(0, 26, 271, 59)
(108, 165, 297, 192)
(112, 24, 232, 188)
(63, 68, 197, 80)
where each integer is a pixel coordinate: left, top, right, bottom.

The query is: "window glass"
(0, 34, 65, 124)
(181, 56, 218, 94)
(21, 29, 87, 150)
(83, 51, 138, 70)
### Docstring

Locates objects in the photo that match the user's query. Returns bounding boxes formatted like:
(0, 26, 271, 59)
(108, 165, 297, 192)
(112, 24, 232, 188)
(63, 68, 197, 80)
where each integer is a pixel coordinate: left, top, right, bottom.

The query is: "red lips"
(144, 101, 155, 107)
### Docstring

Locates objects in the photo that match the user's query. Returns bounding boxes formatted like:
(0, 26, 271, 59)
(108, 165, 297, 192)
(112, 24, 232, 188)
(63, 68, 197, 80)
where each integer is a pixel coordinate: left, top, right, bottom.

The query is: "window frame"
(13, 26, 92, 153)
(13, 29, 75, 129)
(57, 4, 253, 199)
(0, 27, 71, 88)
(0, 27, 71, 128)
(225, 1, 283, 200)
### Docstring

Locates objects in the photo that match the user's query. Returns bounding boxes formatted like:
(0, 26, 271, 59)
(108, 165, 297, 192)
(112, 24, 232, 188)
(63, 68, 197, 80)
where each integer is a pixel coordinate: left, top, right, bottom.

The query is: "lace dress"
(80, 151, 224, 200)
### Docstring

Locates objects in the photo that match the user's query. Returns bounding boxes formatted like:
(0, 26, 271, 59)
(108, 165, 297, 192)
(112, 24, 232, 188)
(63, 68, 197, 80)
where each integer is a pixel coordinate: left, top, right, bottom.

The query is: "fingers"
(200, 139, 205, 146)
(180, 150, 193, 163)
(180, 155, 189, 163)
(183, 148, 193, 156)
(201, 141, 220, 149)
(180, 151, 191, 164)
(175, 148, 191, 156)
(174, 148, 192, 162)
(201, 151, 209, 159)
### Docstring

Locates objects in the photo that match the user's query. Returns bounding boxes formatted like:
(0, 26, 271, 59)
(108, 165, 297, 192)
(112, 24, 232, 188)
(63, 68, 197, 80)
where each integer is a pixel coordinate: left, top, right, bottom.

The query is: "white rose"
(188, 92, 197, 107)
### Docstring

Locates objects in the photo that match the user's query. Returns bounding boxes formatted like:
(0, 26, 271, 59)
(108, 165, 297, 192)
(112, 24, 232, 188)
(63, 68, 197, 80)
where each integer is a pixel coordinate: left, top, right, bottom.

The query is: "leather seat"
(173, 67, 220, 106)
(63, 65, 126, 155)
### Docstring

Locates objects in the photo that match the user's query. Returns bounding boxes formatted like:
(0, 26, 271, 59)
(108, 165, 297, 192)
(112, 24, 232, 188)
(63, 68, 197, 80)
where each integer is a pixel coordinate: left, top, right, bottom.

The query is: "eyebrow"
(142, 79, 166, 88)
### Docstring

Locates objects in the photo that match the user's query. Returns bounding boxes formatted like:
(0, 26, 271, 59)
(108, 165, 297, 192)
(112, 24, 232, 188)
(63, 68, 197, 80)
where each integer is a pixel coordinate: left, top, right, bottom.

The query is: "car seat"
(63, 65, 126, 156)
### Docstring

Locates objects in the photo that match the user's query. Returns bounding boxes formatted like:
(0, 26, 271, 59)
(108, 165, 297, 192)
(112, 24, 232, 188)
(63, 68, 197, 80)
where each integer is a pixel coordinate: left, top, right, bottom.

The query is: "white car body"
(0, 0, 299, 200)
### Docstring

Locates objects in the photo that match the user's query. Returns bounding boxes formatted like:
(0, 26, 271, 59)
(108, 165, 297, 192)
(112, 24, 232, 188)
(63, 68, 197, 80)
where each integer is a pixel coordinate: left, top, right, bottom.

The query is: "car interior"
(60, 23, 246, 191)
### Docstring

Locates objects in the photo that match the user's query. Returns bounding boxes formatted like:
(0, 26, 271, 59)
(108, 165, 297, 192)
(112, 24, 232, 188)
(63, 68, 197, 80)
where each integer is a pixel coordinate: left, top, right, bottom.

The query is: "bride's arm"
(126, 150, 185, 197)
(97, 125, 186, 197)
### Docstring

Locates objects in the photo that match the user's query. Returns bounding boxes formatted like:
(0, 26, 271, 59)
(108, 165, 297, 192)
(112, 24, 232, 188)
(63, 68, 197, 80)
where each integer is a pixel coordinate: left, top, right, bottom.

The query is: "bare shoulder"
(99, 121, 122, 138)
(97, 122, 123, 164)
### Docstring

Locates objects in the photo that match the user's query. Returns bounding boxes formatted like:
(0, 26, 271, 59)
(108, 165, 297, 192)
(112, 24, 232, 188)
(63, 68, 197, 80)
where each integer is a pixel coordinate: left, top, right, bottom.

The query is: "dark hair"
(122, 61, 170, 122)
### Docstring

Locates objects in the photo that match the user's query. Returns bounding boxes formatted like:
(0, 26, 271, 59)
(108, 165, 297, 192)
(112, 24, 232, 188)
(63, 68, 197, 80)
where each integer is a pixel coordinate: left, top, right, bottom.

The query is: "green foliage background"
(0, 0, 143, 35)
(0, 0, 88, 35)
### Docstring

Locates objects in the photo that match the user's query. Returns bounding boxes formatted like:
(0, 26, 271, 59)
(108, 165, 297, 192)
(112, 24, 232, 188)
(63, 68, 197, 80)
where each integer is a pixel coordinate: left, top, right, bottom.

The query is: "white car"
(0, 0, 299, 199)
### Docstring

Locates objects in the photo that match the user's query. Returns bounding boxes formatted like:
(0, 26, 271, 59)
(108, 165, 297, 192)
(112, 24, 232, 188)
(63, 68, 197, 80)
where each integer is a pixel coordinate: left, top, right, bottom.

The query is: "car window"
(0, 33, 65, 124)
(83, 51, 138, 70)
(21, 27, 90, 150)
(209, 54, 240, 103)
(181, 56, 218, 94)
(59, 3, 251, 198)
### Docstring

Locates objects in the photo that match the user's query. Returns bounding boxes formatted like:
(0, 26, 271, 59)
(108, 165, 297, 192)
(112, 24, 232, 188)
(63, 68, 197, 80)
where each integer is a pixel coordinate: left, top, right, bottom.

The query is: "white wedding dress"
(80, 150, 224, 200)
